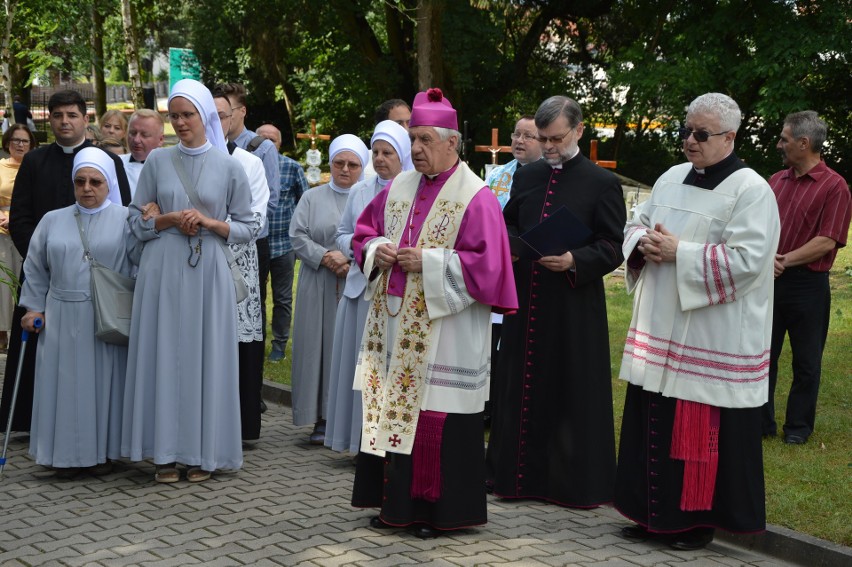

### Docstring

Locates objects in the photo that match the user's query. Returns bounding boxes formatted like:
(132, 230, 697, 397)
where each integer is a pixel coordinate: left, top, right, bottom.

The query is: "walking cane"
(0, 317, 42, 477)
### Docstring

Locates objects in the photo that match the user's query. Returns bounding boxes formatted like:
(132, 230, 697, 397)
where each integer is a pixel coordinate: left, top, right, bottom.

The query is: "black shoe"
(309, 421, 326, 445)
(370, 516, 393, 529)
(485, 480, 494, 494)
(260, 400, 268, 414)
(784, 434, 807, 445)
(54, 467, 82, 479)
(412, 525, 439, 539)
(620, 524, 651, 540)
(669, 528, 714, 551)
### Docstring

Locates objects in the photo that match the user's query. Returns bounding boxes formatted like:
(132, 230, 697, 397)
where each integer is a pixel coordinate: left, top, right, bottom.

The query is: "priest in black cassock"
(486, 95, 625, 507)
(0, 90, 132, 432)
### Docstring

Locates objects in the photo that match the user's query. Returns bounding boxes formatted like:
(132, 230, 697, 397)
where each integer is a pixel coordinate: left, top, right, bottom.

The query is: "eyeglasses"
(536, 131, 573, 144)
(230, 105, 245, 112)
(10, 138, 31, 145)
(678, 127, 729, 143)
(167, 111, 198, 122)
(73, 177, 105, 188)
(217, 112, 232, 120)
(331, 159, 362, 170)
(511, 132, 537, 141)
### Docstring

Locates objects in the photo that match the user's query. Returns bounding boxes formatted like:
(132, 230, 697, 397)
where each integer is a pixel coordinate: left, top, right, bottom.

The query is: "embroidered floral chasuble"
(357, 164, 482, 456)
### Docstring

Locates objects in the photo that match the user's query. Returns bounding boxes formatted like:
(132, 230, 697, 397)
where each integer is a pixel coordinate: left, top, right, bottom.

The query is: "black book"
(509, 205, 592, 260)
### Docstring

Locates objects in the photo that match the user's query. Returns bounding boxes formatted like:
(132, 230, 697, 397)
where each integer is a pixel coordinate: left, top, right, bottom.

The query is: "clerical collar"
(75, 200, 112, 215)
(129, 155, 145, 163)
(683, 152, 747, 190)
(329, 178, 350, 194)
(57, 139, 86, 154)
(425, 160, 459, 181)
(377, 175, 391, 187)
(178, 141, 212, 156)
(551, 147, 580, 170)
(691, 149, 735, 176)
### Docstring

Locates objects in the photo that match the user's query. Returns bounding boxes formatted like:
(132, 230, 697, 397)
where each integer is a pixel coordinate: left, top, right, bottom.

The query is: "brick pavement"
(0, 399, 806, 567)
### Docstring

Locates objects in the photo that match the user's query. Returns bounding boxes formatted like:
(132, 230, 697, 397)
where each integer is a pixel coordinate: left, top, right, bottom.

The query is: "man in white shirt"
(120, 109, 165, 197)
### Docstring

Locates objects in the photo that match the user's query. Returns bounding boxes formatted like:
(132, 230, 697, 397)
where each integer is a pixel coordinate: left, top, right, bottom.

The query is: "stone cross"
(296, 119, 330, 149)
(590, 139, 617, 170)
(474, 128, 512, 165)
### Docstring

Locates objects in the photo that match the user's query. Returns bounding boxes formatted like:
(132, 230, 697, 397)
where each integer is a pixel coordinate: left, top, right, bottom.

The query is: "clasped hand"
(142, 203, 205, 236)
(322, 250, 350, 278)
(637, 223, 678, 263)
(374, 243, 422, 273)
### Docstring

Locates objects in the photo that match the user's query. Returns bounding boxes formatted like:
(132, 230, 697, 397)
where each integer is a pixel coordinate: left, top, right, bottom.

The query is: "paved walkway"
(1, 399, 806, 567)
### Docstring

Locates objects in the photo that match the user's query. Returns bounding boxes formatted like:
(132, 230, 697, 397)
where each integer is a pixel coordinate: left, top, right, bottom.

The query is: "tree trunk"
(119, 0, 144, 110)
(91, 1, 107, 120)
(1, 0, 17, 112)
(416, 0, 444, 90)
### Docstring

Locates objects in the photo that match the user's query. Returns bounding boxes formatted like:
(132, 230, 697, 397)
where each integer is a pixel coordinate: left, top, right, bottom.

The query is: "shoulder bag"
(75, 209, 135, 345)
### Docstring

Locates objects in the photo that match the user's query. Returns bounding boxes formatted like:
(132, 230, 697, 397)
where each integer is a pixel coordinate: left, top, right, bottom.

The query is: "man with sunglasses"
(764, 111, 850, 446)
(486, 96, 626, 509)
(616, 93, 780, 550)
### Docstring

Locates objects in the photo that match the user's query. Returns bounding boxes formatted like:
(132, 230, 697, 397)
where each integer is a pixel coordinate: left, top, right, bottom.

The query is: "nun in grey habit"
(21, 147, 140, 477)
(324, 120, 413, 453)
(289, 134, 369, 444)
(120, 79, 254, 483)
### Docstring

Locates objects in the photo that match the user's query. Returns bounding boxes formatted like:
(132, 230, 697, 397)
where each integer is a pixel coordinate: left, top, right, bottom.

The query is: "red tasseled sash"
(670, 399, 720, 511)
(410, 410, 447, 502)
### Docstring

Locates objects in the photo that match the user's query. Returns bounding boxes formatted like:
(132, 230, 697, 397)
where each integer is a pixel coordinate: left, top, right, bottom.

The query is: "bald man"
(256, 124, 309, 362)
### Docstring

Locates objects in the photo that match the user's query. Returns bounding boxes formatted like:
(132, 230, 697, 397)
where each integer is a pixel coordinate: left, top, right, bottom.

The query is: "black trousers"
(0, 299, 37, 432)
(256, 237, 271, 337)
(238, 340, 264, 440)
(763, 269, 830, 439)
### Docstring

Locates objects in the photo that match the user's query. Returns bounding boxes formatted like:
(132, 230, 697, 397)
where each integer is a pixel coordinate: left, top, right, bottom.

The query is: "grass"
(760, 232, 852, 546)
(264, 241, 851, 546)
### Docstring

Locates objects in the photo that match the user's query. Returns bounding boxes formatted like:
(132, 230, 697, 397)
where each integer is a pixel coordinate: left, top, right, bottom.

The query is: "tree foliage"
(6, 0, 847, 183)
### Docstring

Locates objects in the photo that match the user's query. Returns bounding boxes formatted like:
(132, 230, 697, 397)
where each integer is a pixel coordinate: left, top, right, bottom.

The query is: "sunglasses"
(678, 127, 729, 143)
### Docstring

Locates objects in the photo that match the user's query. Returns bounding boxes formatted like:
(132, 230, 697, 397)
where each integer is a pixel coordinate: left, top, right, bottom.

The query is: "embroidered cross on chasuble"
(356, 163, 481, 456)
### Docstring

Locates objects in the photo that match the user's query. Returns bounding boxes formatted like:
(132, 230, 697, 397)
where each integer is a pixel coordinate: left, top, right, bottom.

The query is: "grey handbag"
(170, 149, 249, 303)
(75, 210, 135, 345)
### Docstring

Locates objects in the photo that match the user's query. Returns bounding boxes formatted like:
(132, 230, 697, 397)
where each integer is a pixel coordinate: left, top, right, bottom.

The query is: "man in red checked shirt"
(764, 110, 851, 445)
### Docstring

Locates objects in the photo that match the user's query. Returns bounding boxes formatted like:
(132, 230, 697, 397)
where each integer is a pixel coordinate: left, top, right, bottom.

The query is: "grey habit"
(324, 177, 383, 452)
(121, 145, 254, 471)
(21, 203, 139, 467)
(289, 183, 349, 426)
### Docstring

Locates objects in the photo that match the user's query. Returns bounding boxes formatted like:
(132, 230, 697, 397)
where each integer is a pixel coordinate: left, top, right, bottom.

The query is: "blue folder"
(509, 205, 592, 260)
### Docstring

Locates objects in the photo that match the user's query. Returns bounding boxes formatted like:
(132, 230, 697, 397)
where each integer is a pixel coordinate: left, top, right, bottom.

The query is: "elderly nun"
(289, 133, 369, 445)
(121, 79, 255, 484)
(20, 147, 140, 478)
(324, 120, 413, 453)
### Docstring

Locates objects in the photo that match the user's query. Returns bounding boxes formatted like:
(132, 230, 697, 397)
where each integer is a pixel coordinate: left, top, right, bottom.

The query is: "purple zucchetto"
(409, 88, 458, 131)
